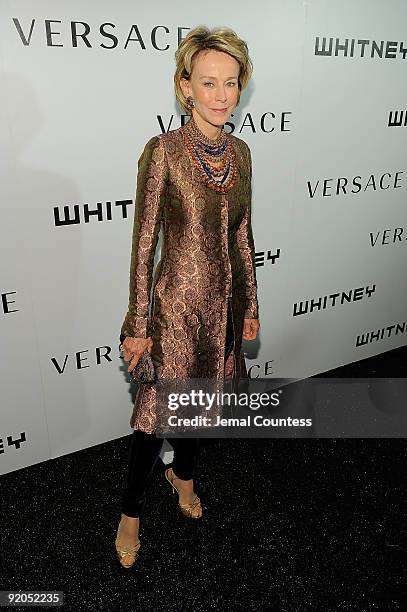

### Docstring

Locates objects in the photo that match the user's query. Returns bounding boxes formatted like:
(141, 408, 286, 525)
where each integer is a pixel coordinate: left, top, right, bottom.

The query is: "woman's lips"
(211, 108, 227, 113)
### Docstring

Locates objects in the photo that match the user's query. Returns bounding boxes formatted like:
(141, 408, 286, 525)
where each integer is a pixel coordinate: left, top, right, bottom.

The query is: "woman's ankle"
(120, 513, 140, 525)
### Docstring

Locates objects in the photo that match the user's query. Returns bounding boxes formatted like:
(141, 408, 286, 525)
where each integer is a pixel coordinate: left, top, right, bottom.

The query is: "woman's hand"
(121, 336, 153, 373)
(242, 318, 260, 341)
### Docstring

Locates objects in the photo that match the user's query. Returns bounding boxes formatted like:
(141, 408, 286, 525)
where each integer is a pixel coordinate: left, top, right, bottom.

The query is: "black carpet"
(1, 346, 406, 611)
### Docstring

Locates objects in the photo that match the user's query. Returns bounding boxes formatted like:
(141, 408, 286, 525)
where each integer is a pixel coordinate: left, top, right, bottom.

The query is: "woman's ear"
(179, 77, 190, 99)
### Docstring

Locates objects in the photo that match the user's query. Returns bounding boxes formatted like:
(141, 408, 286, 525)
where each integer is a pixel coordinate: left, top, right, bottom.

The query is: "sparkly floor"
(1, 345, 406, 611)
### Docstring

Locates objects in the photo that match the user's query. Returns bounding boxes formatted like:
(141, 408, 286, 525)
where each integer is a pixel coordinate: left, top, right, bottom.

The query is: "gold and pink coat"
(120, 122, 259, 433)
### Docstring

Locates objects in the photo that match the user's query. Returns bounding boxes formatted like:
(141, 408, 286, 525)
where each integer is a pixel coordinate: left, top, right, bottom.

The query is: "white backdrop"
(1, 0, 406, 475)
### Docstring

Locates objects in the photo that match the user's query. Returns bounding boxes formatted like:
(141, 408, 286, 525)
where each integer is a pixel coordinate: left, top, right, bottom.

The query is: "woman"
(115, 25, 260, 568)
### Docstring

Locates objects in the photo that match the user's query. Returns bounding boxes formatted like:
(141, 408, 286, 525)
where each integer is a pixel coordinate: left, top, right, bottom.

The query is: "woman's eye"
(203, 81, 237, 87)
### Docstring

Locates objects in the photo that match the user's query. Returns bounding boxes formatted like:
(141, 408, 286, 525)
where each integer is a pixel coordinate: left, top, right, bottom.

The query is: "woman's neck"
(191, 112, 223, 141)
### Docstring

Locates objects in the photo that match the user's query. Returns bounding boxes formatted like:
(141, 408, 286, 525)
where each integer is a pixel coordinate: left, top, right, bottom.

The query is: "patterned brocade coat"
(120, 122, 259, 433)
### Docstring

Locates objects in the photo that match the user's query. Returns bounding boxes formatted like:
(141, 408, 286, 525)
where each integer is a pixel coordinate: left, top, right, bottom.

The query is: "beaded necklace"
(181, 116, 238, 193)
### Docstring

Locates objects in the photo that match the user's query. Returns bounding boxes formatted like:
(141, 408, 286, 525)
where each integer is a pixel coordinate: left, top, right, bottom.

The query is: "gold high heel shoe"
(115, 521, 141, 569)
(164, 467, 203, 519)
(115, 538, 141, 569)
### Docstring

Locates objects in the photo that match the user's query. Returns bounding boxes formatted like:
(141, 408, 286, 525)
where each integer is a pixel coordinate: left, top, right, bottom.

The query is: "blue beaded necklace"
(181, 117, 238, 193)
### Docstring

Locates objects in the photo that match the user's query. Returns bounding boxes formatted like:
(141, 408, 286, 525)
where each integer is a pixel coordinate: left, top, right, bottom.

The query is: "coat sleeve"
(236, 140, 259, 320)
(120, 135, 168, 340)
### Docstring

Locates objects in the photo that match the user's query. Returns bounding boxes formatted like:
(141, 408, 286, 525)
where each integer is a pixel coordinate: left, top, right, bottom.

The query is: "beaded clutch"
(119, 335, 156, 384)
(130, 349, 156, 384)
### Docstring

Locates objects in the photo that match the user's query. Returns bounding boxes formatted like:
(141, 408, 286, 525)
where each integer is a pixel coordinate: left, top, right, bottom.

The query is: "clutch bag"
(130, 349, 156, 384)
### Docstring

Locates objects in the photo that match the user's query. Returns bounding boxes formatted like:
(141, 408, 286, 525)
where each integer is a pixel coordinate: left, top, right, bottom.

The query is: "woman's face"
(180, 49, 240, 130)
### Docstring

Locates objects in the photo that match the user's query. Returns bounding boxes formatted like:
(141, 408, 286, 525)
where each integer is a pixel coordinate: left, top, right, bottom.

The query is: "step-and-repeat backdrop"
(1, 0, 406, 474)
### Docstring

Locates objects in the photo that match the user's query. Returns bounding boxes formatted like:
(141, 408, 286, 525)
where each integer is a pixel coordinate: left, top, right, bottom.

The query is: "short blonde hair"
(174, 26, 253, 114)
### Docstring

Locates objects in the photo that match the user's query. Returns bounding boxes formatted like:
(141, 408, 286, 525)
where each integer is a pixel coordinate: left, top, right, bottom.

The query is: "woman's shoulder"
(138, 130, 179, 160)
(229, 132, 250, 155)
(143, 127, 183, 152)
(137, 129, 184, 171)
(228, 133, 251, 168)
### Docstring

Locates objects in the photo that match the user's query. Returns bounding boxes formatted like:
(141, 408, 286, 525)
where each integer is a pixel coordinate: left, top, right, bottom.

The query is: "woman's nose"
(215, 88, 227, 102)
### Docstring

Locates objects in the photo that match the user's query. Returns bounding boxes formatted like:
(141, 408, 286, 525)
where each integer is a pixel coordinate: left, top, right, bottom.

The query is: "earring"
(186, 96, 195, 108)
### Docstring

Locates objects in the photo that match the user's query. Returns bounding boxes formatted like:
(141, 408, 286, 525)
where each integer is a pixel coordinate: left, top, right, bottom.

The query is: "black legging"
(121, 299, 235, 518)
